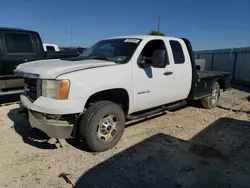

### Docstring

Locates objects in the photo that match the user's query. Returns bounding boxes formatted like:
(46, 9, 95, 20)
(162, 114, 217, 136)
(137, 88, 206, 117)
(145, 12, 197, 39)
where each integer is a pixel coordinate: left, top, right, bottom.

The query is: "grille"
(24, 78, 41, 101)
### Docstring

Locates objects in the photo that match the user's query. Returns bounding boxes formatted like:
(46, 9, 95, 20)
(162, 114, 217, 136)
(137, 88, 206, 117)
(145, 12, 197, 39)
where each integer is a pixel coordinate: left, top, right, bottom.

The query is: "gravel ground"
(0, 87, 250, 188)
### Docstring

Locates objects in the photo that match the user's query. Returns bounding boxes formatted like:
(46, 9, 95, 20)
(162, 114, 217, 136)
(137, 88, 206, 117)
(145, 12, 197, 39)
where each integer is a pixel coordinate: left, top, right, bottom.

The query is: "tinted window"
(3, 33, 34, 53)
(95, 43, 115, 57)
(46, 46, 55, 52)
(170, 40, 185, 64)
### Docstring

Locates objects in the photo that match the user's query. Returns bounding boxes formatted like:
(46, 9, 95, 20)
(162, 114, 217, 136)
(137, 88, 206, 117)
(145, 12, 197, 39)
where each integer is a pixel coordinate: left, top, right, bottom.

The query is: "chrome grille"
(24, 78, 41, 101)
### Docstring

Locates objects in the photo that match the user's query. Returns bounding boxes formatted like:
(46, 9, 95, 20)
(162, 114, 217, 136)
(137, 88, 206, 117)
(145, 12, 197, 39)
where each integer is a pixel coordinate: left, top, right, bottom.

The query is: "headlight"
(42, 80, 70, 99)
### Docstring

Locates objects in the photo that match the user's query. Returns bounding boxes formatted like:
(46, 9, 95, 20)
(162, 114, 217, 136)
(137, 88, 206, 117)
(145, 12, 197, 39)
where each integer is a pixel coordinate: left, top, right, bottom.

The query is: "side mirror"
(152, 49, 167, 68)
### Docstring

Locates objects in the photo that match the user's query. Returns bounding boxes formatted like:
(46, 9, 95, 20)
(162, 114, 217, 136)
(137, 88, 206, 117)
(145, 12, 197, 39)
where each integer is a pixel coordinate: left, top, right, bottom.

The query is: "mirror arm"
(138, 61, 149, 68)
(138, 56, 147, 68)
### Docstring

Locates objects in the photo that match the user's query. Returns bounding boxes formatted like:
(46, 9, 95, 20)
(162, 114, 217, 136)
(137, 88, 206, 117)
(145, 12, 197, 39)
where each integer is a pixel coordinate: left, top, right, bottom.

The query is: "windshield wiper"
(61, 56, 86, 61)
(90, 57, 109, 61)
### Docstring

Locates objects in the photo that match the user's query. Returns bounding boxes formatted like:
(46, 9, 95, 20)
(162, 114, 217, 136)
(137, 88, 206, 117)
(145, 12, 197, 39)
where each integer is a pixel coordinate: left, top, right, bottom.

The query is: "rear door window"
(3, 32, 34, 53)
(170, 40, 185, 64)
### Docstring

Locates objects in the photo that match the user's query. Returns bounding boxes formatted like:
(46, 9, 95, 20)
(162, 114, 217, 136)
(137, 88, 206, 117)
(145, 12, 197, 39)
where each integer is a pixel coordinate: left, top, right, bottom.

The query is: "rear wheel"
(77, 101, 125, 152)
(201, 82, 220, 109)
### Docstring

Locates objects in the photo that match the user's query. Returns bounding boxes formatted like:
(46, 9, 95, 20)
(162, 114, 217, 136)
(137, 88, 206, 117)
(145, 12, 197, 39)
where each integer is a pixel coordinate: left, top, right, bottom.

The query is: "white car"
(15, 35, 231, 152)
(43, 43, 60, 52)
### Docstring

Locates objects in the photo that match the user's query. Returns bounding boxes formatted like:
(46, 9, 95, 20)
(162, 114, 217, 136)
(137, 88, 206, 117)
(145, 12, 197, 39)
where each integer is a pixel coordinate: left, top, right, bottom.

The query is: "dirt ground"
(0, 87, 250, 188)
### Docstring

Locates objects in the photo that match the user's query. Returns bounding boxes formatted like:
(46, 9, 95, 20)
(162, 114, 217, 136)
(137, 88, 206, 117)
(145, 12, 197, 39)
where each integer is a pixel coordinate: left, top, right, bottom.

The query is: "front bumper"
(20, 94, 85, 115)
(28, 110, 74, 138)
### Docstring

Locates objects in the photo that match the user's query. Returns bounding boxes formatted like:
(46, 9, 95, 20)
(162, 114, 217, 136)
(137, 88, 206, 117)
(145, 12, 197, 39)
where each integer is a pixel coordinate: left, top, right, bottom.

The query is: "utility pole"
(154, 16, 161, 32)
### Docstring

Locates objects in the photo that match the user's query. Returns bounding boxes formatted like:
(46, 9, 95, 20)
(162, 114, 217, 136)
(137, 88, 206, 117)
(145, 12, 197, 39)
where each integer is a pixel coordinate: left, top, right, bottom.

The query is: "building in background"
(194, 47, 250, 85)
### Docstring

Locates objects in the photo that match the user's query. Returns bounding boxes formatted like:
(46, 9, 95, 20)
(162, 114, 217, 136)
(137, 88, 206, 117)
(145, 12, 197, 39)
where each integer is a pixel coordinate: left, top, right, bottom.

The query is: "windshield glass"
(78, 38, 141, 63)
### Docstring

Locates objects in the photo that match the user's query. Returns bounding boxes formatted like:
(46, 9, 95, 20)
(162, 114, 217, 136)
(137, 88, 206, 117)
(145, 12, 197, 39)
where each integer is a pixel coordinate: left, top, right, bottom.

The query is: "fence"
(194, 47, 250, 85)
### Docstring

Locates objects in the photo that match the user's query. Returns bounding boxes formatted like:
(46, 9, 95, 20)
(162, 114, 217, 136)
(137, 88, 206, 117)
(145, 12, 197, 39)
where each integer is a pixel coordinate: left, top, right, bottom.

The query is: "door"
(167, 39, 192, 100)
(1, 31, 39, 89)
(132, 39, 177, 112)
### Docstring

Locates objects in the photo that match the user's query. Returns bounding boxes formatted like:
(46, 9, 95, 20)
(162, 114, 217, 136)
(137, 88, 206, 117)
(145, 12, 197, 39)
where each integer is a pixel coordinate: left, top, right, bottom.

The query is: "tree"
(148, 30, 166, 36)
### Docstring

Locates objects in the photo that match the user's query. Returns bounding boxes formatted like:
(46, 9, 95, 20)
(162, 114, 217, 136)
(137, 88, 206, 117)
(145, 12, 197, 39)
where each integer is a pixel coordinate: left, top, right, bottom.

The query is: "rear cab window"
(3, 32, 35, 54)
(46, 46, 56, 52)
(170, 40, 185, 64)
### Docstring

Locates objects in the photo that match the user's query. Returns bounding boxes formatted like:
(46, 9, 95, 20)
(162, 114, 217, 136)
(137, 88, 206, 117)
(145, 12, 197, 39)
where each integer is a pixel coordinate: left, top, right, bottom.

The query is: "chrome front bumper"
(28, 110, 74, 138)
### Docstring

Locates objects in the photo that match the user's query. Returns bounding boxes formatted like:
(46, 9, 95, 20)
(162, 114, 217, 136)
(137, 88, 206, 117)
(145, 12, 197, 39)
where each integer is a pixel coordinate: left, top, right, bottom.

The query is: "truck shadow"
(232, 84, 250, 93)
(231, 84, 250, 103)
(247, 96, 250, 102)
(0, 93, 20, 105)
(75, 117, 250, 188)
(7, 108, 58, 149)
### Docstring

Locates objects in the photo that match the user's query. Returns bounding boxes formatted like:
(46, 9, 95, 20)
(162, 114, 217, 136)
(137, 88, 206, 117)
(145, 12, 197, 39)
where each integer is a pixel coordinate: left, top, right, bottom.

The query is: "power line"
(169, 0, 198, 19)
(178, 0, 198, 14)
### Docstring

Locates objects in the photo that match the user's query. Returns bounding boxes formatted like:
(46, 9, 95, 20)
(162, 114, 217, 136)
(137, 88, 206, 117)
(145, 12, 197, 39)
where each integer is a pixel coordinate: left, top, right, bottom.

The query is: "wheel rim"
(97, 114, 118, 142)
(211, 88, 219, 104)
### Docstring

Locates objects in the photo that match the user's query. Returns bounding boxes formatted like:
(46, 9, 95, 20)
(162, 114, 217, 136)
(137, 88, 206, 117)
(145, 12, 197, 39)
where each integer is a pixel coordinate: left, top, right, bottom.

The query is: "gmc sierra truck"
(0, 27, 81, 96)
(14, 35, 231, 152)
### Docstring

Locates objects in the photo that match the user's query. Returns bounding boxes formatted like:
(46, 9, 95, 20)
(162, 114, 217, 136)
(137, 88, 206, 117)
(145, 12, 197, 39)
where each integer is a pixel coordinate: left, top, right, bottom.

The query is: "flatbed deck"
(197, 71, 231, 79)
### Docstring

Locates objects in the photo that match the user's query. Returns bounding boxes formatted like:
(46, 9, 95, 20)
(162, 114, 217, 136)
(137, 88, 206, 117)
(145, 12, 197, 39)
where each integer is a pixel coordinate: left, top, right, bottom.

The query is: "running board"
(127, 100, 187, 120)
(0, 89, 24, 96)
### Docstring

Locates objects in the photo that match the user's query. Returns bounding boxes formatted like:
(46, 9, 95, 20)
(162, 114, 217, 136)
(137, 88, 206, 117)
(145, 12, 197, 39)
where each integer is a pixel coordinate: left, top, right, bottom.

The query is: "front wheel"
(77, 101, 125, 152)
(201, 82, 220, 109)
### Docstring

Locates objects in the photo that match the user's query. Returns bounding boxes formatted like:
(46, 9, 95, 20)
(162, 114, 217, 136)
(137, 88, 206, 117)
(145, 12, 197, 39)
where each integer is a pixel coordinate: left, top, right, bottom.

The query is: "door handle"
(164, 71, 173, 76)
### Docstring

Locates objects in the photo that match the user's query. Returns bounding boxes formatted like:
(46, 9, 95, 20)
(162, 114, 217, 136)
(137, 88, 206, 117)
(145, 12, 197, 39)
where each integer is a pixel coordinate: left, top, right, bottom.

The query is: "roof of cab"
(106, 35, 179, 40)
(0, 27, 37, 33)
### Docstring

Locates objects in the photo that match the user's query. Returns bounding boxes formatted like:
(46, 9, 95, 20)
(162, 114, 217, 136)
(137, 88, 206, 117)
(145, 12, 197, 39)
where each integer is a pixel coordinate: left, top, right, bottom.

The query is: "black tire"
(201, 82, 220, 109)
(77, 101, 125, 152)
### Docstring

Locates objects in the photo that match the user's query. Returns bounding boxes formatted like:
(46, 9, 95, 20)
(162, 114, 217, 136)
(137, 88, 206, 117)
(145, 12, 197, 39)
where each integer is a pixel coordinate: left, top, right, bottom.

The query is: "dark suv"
(0, 27, 81, 95)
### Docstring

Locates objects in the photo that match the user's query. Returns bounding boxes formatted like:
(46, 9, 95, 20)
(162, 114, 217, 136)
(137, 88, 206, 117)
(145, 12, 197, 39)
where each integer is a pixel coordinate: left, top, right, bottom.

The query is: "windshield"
(78, 38, 141, 63)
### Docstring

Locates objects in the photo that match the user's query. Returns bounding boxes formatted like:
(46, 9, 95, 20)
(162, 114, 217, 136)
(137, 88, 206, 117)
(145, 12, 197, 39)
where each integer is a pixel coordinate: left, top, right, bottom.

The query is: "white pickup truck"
(14, 35, 231, 152)
(43, 43, 60, 52)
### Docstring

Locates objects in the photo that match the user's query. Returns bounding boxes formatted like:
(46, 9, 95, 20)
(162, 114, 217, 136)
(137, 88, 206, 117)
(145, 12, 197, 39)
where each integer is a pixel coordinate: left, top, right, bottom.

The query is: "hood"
(14, 59, 116, 79)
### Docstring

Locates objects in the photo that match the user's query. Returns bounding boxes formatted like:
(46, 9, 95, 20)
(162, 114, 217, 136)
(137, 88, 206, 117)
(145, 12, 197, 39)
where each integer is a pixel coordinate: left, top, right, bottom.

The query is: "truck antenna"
(230, 32, 235, 59)
(70, 24, 73, 47)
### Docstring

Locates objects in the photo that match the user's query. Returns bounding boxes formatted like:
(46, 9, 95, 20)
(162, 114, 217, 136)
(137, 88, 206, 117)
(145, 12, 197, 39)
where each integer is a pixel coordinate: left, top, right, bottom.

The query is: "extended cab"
(0, 27, 81, 95)
(15, 35, 231, 152)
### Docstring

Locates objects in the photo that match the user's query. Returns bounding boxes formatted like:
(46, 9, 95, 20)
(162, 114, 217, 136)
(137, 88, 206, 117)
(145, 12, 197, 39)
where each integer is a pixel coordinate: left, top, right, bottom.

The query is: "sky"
(0, 0, 249, 50)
